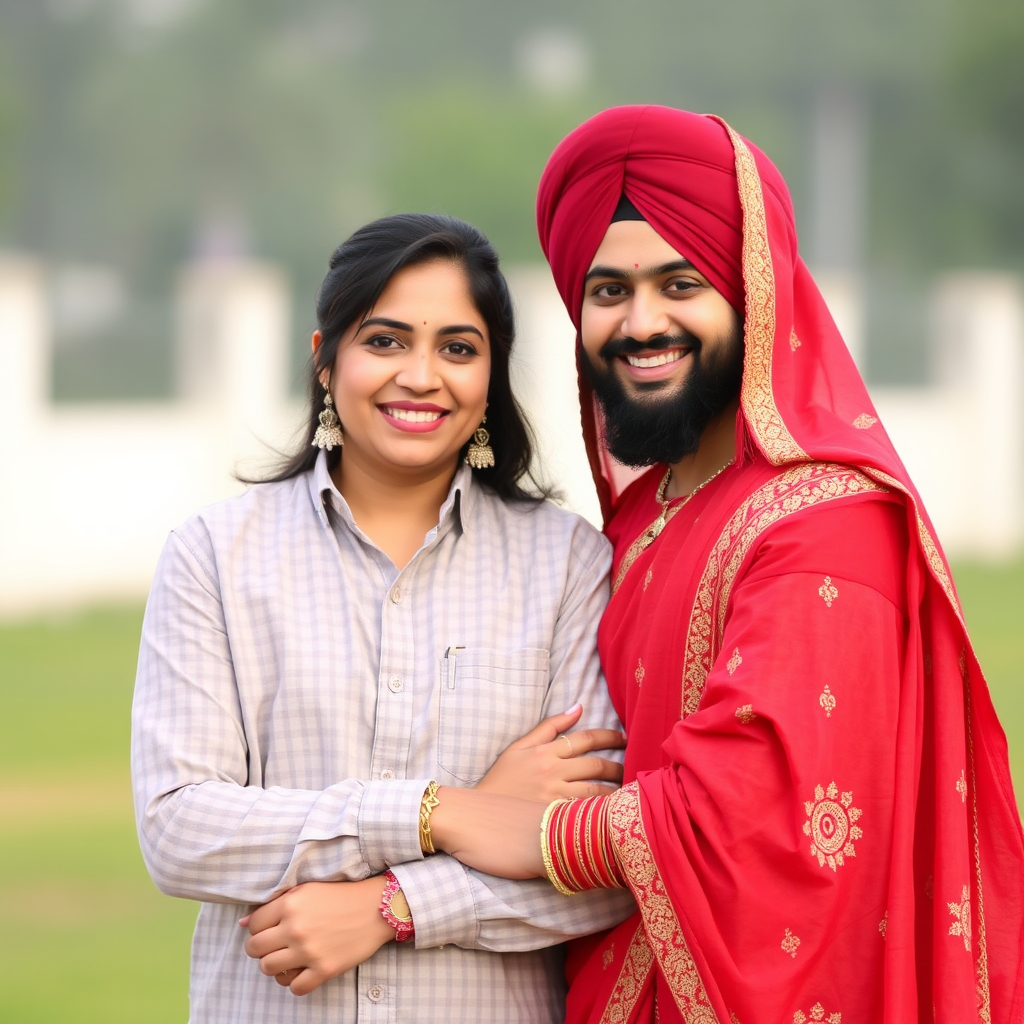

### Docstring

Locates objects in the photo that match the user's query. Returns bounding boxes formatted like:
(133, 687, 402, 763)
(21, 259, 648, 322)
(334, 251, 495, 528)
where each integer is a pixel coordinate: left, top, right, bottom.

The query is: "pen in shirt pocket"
(445, 644, 464, 689)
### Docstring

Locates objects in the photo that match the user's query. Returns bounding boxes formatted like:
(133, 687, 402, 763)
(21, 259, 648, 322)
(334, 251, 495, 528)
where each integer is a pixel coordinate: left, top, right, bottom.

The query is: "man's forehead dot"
(634, 263, 639, 269)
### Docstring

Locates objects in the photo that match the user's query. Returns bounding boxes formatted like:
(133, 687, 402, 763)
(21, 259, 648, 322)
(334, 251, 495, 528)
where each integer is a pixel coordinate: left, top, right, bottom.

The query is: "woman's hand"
(476, 704, 625, 802)
(240, 877, 394, 996)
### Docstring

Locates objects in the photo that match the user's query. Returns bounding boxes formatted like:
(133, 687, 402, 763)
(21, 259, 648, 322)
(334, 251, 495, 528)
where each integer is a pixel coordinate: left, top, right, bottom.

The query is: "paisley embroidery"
(727, 648, 743, 675)
(818, 576, 838, 608)
(819, 684, 836, 718)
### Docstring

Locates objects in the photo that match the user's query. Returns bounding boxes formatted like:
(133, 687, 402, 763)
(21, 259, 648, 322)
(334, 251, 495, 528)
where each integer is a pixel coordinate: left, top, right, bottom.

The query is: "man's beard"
(581, 325, 744, 468)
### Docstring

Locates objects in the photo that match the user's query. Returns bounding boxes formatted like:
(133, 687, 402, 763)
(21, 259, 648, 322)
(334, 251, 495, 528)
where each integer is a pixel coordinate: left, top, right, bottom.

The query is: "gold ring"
(559, 733, 574, 757)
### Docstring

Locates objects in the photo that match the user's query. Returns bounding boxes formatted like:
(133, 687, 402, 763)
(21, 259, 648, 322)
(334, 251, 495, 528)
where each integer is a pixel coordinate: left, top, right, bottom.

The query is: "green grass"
(0, 569, 1021, 1021)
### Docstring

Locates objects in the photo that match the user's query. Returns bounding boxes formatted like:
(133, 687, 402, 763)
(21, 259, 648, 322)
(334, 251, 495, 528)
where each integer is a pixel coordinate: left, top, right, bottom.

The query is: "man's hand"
(476, 704, 625, 802)
(240, 877, 394, 996)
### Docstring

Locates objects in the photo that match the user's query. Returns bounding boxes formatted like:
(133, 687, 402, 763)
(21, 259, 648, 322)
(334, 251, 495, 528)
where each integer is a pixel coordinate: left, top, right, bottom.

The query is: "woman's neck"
(331, 454, 459, 570)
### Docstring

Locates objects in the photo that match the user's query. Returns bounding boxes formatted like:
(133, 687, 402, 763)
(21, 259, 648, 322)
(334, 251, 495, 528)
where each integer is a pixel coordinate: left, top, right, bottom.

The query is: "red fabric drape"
(539, 106, 1024, 1024)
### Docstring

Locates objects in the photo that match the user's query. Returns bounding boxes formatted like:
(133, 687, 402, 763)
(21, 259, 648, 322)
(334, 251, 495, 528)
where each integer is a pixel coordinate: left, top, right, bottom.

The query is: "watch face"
(388, 889, 412, 922)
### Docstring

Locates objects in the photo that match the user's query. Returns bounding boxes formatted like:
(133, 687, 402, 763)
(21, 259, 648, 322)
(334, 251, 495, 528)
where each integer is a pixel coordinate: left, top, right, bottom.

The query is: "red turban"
(537, 106, 795, 323)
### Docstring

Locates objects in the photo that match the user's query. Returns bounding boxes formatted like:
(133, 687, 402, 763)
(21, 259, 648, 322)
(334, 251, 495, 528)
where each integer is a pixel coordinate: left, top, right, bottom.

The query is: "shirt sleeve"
(392, 518, 636, 949)
(131, 529, 427, 905)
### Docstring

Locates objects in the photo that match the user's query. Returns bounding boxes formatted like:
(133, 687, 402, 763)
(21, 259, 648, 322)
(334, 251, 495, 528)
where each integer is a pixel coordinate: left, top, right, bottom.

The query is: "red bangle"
(542, 796, 625, 893)
(379, 869, 415, 942)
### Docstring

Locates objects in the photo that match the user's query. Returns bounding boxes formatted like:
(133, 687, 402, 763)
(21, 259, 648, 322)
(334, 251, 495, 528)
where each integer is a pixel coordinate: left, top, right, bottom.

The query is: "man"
(431, 105, 1024, 1023)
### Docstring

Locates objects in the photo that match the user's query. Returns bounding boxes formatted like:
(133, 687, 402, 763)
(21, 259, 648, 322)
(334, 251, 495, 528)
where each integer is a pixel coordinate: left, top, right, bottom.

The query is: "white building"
(1, 259, 1021, 618)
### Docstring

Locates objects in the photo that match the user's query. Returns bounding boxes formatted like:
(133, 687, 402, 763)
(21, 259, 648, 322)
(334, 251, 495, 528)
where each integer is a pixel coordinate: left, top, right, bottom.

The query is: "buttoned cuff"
(356, 779, 428, 873)
(390, 855, 480, 949)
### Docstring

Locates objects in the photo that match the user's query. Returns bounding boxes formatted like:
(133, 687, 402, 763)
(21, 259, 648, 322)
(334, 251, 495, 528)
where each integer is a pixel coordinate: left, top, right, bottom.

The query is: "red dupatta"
(537, 106, 1024, 1023)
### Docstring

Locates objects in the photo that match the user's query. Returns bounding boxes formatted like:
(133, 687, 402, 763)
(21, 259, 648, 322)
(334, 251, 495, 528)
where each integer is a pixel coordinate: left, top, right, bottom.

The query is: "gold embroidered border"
(608, 783, 721, 1024)
(597, 922, 656, 1024)
(963, 669, 992, 1021)
(680, 463, 885, 718)
(717, 120, 807, 466)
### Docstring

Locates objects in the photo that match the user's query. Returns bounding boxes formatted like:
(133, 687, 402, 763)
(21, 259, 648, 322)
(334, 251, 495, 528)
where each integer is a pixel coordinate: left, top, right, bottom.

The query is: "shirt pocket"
(436, 647, 550, 785)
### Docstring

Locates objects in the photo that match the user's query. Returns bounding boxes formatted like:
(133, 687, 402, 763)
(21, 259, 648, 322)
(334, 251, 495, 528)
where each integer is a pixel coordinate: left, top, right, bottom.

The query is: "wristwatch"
(379, 869, 415, 942)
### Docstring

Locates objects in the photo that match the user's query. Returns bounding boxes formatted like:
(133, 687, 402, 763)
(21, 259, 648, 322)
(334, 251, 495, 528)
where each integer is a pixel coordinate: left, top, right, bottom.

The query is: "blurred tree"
(0, 0, 1020, 397)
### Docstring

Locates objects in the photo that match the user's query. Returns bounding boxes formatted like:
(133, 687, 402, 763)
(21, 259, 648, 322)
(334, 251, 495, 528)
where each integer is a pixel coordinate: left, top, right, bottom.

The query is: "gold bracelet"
(540, 799, 576, 896)
(419, 780, 440, 855)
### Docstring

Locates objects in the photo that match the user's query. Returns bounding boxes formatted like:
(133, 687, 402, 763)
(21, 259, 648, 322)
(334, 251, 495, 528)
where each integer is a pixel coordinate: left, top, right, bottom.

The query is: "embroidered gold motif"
(879, 911, 887, 939)
(802, 782, 863, 871)
(643, 567, 653, 591)
(818, 576, 838, 607)
(948, 885, 971, 952)
(597, 922, 655, 1024)
(963, 678, 992, 1020)
(781, 928, 800, 958)
(793, 1004, 841, 1024)
(608, 784, 719, 1023)
(819, 684, 836, 718)
(789, 330, 801, 351)
(727, 647, 743, 674)
(716, 120, 807, 466)
(735, 704, 756, 724)
(635, 659, 645, 687)
(680, 463, 886, 718)
(956, 769, 967, 803)
(730, 1014, 741, 1024)
(852, 413, 877, 429)
(602, 945, 615, 971)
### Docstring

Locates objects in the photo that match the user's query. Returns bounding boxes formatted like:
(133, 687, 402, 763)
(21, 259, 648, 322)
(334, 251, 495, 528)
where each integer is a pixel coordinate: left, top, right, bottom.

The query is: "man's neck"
(664, 396, 740, 500)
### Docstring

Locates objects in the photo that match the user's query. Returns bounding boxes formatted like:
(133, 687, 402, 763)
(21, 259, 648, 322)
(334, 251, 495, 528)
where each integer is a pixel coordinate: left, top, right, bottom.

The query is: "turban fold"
(537, 106, 795, 323)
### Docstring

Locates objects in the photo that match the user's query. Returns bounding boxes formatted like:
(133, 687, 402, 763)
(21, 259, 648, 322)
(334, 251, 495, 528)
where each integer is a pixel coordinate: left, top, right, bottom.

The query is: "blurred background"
(0, 0, 1021, 1020)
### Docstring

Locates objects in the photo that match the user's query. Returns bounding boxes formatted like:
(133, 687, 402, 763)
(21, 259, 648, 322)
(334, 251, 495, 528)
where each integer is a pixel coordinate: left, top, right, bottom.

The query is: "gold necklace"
(643, 460, 734, 550)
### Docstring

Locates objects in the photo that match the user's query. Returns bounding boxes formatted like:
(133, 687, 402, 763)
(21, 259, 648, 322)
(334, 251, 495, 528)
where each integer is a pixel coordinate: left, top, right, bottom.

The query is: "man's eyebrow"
(584, 259, 697, 283)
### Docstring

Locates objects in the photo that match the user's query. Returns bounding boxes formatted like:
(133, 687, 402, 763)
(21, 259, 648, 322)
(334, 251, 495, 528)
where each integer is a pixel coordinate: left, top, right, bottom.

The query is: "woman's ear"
(311, 331, 329, 389)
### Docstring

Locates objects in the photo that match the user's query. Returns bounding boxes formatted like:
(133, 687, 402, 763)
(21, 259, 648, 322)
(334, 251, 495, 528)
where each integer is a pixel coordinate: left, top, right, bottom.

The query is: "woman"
(131, 213, 633, 1023)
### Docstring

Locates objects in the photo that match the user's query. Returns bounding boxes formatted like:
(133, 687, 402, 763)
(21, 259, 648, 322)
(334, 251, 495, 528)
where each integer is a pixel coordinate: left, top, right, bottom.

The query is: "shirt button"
(380, 768, 395, 780)
(390, 587, 403, 604)
(367, 984, 384, 1002)
(388, 675, 403, 693)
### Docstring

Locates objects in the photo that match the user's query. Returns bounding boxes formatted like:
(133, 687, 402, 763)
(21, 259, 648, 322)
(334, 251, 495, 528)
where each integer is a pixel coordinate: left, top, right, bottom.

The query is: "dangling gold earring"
(312, 383, 344, 450)
(465, 415, 494, 469)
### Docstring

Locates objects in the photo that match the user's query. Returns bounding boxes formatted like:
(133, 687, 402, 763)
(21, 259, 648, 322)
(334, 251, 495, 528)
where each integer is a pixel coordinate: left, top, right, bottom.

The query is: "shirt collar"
(308, 450, 476, 536)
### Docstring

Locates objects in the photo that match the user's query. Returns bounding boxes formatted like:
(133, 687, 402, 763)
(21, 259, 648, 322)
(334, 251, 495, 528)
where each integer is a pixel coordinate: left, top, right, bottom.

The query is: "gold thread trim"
(719, 120, 807, 466)
(680, 463, 885, 718)
(608, 783, 720, 1023)
(597, 922, 656, 1024)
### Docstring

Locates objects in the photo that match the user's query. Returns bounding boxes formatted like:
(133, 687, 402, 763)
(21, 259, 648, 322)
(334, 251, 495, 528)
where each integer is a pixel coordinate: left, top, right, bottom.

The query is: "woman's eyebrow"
(438, 324, 485, 339)
(359, 316, 412, 331)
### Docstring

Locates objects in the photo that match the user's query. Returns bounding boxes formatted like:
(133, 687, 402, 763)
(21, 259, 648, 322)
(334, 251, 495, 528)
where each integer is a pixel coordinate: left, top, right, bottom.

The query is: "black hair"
(251, 213, 550, 502)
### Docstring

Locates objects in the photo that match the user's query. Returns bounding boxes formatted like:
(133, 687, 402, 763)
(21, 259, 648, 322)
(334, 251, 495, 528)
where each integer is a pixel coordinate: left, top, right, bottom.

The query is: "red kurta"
(537, 106, 1024, 1024)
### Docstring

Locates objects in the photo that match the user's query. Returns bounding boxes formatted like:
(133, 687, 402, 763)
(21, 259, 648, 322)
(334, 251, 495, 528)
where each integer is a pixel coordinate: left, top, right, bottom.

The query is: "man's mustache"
(598, 333, 701, 361)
